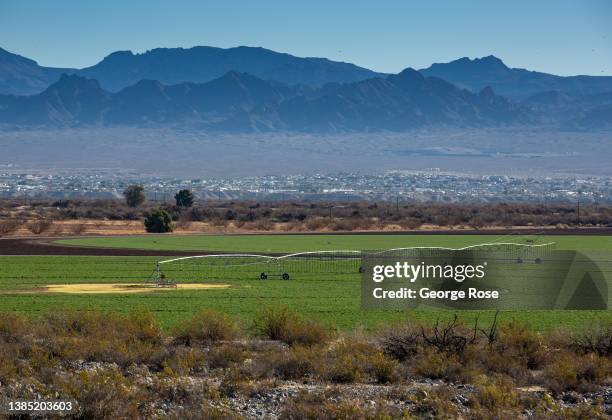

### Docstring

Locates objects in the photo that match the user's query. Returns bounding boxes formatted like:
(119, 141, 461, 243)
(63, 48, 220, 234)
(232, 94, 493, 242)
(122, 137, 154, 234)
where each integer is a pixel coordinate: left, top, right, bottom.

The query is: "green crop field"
(57, 233, 612, 253)
(0, 233, 610, 331)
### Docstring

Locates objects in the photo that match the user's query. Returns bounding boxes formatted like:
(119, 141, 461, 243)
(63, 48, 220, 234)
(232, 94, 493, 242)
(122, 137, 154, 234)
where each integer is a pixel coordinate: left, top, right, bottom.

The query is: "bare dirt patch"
(40, 283, 230, 294)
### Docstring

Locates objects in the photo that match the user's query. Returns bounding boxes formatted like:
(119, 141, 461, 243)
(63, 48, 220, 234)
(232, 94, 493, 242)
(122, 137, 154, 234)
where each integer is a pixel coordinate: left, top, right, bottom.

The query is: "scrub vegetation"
(1, 199, 612, 237)
(0, 308, 609, 418)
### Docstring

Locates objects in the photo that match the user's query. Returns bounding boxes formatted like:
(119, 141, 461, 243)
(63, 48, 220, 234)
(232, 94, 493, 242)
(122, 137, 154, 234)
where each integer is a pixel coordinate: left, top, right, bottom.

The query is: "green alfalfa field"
(0, 233, 609, 330)
(55, 232, 612, 253)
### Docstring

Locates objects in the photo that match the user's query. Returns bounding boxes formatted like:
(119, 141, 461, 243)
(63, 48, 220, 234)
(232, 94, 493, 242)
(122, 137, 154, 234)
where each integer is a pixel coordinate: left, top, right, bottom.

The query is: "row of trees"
(122, 185, 194, 208)
(123, 186, 193, 232)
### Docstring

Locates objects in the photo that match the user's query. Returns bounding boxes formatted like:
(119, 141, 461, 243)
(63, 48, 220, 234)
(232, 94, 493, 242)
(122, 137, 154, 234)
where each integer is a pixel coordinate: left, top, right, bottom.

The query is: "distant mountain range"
(0, 48, 72, 96)
(0, 70, 530, 131)
(0, 46, 611, 131)
(420, 55, 612, 99)
(0, 46, 382, 95)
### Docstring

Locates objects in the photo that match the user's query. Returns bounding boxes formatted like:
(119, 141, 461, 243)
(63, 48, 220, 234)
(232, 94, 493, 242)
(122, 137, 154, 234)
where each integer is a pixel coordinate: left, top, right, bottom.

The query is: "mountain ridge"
(0, 47, 73, 96)
(420, 55, 612, 99)
(4, 46, 612, 99)
(0, 70, 534, 131)
(0, 45, 384, 95)
(1, 48, 611, 131)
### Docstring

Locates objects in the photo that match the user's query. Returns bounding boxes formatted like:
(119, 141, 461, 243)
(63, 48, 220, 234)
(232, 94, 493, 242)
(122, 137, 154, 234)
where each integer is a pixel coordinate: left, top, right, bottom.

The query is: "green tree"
(144, 208, 174, 233)
(175, 189, 194, 207)
(123, 185, 145, 207)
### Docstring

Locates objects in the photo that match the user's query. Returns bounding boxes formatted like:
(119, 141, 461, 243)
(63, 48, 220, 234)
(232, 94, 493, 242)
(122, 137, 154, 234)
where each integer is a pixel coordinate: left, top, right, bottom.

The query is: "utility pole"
(396, 196, 400, 214)
(577, 199, 581, 226)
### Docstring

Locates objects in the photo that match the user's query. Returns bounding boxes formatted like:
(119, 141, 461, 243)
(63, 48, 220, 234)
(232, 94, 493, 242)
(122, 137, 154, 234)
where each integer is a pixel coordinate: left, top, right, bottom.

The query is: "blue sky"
(1, 0, 611, 75)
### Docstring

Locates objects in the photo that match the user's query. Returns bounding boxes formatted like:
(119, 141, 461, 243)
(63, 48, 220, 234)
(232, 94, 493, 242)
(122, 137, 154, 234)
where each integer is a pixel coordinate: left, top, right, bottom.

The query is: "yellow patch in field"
(42, 283, 230, 294)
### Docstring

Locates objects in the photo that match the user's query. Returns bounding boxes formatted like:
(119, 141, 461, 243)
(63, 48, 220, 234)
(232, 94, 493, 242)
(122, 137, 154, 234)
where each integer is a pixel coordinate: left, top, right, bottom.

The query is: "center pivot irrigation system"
(147, 235, 556, 287)
(149, 250, 364, 286)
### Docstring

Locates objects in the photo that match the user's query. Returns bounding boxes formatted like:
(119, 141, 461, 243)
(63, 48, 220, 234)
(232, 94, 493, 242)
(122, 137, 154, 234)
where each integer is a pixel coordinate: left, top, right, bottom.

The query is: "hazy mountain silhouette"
(276, 69, 530, 131)
(78, 46, 384, 91)
(0, 48, 72, 95)
(522, 90, 612, 129)
(2, 47, 612, 131)
(0, 70, 533, 131)
(104, 70, 295, 126)
(420, 55, 612, 99)
(0, 74, 110, 125)
(3, 45, 612, 105)
(0, 46, 382, 95)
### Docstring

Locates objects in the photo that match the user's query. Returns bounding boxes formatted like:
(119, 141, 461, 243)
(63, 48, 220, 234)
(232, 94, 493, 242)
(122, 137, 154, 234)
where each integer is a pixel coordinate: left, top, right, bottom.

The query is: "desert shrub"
(280, 390, 407, 420)
(0, 313, 33, 382)
(411, 350, 462, 380)
(242, 343, 319, 380)
(469, 377, 521, 418)
(570, 323, 612, 357)
(494, 320, 546, 369)
(218, 366, 262, 398)
(160, 347, 206, 376)
(283, 399, 362, 419)
(39, 309, 160, 341)
(542, 352, 611, 394)
(366, 350, 399, 383)
(378, 322, 423, 361)
(190, 403, 243, 420)
(532, 393, 608, 420)
(26, 219, 53, 234)
(118, 310, 163, 343)
(207, 344, 247, 370)
(253, 306, 295, 341)
(419, 315, 476, 355)
(474, 346, 530, 383)
(0, 350, 20, 381)
(317, 338, 395, 383)
(410, 386, 460, 419)
(0, 219, 21, 235)
(253, 306, 329, 346)
(34, 310, 165, 367)
(239, 348, 281, 379)
(280, 318, 329, 346)
(3, 200, 612, 230)
(147, 377, 221, 414)
(54, 367, 146, 419)
(275, 345, 318, 380)
(379, 317, 506, 382)
(379, 314, 500, 360)
(0, 312, 29, 342)
(320, 341, 368, 383)
(144, 208, 174, 233)
(172, 309, 240, 345)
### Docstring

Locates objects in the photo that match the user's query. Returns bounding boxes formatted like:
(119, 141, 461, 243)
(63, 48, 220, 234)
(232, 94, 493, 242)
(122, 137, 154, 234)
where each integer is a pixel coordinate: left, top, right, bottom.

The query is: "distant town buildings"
(0, 170, 610, 203)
